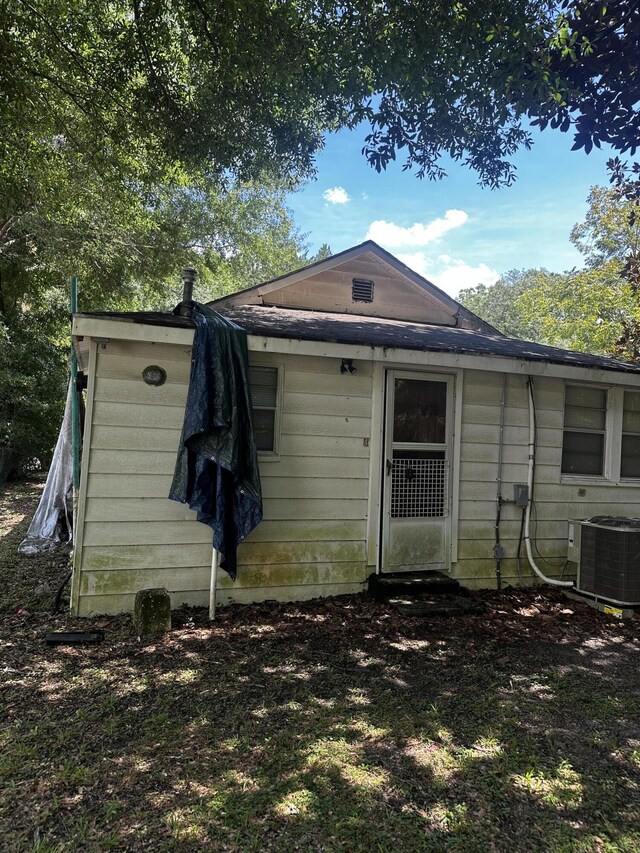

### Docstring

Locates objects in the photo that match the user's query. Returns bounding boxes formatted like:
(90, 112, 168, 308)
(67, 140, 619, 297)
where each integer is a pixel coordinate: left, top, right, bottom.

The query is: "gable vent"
(352, 278, 374, 302)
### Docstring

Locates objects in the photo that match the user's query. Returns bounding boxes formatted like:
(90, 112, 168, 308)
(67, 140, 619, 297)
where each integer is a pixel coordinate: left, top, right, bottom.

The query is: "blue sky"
(287, 125, 615, 298)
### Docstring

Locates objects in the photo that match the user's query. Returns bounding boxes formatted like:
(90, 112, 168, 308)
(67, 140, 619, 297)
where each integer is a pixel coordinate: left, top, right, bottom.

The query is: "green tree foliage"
(0, 174, 309, 469)
(0, 313, 68, 476)
(461, 187, 640, 361)
(2, 1, 638, 194)
(519, 187, 640, 359)
(459, 269, 562, 340)
(2, 0, 638, 468)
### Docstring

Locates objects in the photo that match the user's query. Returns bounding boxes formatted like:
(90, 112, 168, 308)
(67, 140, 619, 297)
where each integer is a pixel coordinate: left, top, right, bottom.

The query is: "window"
(561, 385, 607, 476)
(249, 365, 280, 453)
(621, 391, 640, 478)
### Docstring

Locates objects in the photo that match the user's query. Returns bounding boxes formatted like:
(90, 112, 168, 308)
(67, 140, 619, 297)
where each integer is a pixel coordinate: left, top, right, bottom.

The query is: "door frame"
(374, 366, 463, 575)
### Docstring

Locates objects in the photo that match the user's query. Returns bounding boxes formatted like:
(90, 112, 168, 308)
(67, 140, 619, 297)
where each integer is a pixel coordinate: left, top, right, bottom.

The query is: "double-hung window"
(561, 383, 640, 482)
(621, 391, 640, 478)
(249, 365, 281, 454)
(561, 385, 607, 476)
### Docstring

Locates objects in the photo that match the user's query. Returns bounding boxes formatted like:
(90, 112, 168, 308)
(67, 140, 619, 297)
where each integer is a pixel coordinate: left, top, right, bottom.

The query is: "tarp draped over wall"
(169, 304, 263, 579)
(18, 380, 74, 554)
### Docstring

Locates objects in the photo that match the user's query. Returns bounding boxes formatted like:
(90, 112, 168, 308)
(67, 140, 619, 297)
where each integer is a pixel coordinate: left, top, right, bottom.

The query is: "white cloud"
(366, 209, 468, 247)
(431, 262, 500, 298)
(323, 186, 350, 204)
(396, 252, 433, 278)
(397, 253, 499, 299)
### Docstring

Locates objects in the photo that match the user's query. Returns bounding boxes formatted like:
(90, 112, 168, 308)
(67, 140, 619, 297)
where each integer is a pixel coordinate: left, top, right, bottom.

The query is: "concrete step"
(368, 570, 462, 602)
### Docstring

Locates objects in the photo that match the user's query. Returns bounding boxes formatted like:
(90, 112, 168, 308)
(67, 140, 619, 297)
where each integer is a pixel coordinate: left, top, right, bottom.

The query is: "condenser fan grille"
(578, 520, 640, 605)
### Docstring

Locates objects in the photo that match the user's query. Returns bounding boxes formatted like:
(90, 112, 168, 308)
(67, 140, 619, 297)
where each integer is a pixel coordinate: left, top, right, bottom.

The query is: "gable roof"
(209, 240, 499, 335)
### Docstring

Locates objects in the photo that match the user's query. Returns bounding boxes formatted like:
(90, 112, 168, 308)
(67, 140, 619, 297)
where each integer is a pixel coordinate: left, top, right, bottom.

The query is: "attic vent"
(352, 278, 374, 302)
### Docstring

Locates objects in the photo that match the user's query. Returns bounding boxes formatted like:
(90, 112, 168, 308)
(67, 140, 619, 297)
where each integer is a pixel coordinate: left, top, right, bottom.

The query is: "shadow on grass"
(2, 597, 639, 853)
(2, 487, 639, 851)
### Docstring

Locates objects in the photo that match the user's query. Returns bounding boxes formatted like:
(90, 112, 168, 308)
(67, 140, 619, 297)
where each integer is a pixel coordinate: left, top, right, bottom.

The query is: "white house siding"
(219, 352, 372, 605)
(455, 369, 640, 588)
(71, 337, 209, 616)
(72, 339, 372, 615)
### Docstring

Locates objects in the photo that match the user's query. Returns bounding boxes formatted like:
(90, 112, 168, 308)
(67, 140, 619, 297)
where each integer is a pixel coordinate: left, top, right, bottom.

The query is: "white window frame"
(561, 383, 611, 481)
(620, 388, 640, 481)
(249, 363, 283, 459)
(560, 382, 640, 485)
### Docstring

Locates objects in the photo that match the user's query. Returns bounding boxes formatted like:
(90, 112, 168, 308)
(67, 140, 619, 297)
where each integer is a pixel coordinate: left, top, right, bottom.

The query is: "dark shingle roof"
(215, 304, 640, 375)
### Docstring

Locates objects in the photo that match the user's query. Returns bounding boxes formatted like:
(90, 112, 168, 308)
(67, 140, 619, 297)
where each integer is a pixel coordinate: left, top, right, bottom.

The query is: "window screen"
(621, 390, 640, 478)
(561, 385, 607, 475)
(250, 366, 279, 452)
(393, 379, 447, 444)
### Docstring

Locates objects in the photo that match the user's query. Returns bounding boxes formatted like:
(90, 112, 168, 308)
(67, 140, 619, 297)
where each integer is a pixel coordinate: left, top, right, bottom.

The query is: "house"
(70, 241, 640, 616)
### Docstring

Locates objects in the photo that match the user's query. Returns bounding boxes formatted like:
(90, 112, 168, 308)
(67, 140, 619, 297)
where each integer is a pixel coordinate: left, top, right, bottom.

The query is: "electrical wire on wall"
(524, 377, 574, 588)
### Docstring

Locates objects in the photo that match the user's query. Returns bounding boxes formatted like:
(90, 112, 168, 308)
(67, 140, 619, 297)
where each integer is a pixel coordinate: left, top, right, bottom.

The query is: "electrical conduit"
(525, 377, 573, 588)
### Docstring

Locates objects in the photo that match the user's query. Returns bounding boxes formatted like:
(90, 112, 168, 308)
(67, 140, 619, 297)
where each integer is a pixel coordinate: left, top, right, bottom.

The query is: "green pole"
(70, 276, 80, 490)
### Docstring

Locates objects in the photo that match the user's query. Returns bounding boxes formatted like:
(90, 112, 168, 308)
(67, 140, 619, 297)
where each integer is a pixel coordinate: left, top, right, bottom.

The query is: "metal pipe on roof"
(177, 267, 197, 318)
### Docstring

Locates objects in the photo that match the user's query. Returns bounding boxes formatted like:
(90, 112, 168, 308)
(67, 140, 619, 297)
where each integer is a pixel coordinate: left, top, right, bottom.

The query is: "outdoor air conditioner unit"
(570, 517, 640, 607)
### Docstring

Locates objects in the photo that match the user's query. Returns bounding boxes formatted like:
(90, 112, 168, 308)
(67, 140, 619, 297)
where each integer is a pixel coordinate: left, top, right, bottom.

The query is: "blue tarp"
(169, 304, 263, 579)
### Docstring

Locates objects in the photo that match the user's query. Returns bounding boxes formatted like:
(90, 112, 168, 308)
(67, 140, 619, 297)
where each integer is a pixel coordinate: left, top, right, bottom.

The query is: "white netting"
(18, 380, 74, 554)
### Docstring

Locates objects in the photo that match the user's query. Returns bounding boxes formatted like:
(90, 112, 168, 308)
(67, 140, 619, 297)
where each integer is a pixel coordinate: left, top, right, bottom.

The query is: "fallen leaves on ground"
(1, 481, 639, 852)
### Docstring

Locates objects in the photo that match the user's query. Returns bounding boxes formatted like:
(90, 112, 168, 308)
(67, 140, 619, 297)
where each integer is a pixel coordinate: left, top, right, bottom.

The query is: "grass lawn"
(1, 481, 640, 852)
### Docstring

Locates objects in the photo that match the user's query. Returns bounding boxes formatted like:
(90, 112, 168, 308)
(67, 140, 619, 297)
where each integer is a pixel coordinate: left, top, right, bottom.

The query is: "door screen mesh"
(391, 455, 447, 518)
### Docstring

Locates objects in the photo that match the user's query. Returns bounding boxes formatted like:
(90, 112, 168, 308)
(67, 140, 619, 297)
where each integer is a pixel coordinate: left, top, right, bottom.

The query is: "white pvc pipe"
(525, 379, 573, 587)
(209, 548, 219, 620)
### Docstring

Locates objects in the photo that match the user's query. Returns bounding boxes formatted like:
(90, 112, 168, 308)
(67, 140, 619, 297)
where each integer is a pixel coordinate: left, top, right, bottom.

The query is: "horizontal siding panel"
(532, 481, 640, 502)
(463, 403, 564, 430)
(83, 520, 212, 547)
(92, 401, 186, 430)
(459, 496, 640, 523)
(89, 454, 370, 482)
(281, 435, 370, 458)
(263, 498, 367, 520)
(284, 371, 372, 397)
(236, 539, 366, 567)
(83, 543, 212, 570)
(283, 391, 372, 418)
(460, 443, 561, 468)
(89, 449, 178, 475)
(458, 500, 508, 521)
(91, 425, 182, 452)
(85, 497, 195, 522)
(218, 560, 366, 589)
(80, 566, 210, 596)
(244, 519, 367, 543)
(94, 377, 189, 408)
(463, 376, 563, 410)
(281, 413, 370, 438)
(262, 478, 366, 500)
(460, 422, 561, 450)
(258, 456, 369, 479)
(77, 589, 209, 616)
(97, 339, 193, 362)
(456, 538, 567, 560)
(257, 352, 373, 378)
(458, 459, 528, 480)
(217, 582, 365, 607)
(87, 474, 173, 498)
(89, 471, 368, 501)
(96, 353, 191, 384)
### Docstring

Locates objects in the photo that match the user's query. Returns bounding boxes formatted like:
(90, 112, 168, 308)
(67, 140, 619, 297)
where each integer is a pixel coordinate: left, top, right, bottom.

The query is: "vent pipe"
(177, 267, 197, 318)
